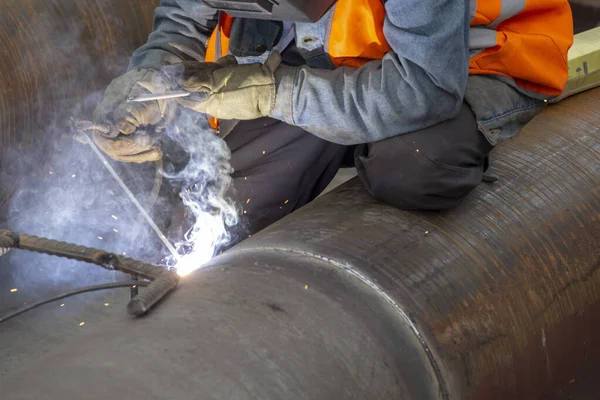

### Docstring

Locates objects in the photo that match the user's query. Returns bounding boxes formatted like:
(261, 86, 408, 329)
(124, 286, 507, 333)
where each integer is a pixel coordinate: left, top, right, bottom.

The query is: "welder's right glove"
(176, 53, 280, 120)
(92, 68, 176, 163)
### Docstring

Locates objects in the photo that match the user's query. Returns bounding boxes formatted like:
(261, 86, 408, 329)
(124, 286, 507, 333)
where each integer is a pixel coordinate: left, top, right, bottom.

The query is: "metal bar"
(127, 91, 191, 102)
(9, 231, 166, 280)
(0, 230, 180, 316)
(79, 133, 180, 261)
(126, 270, 180, 317)
(0, 230, 18, 256)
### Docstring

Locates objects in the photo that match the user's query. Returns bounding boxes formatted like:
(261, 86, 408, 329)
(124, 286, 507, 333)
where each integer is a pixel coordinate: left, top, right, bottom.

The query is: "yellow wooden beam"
(555, 26, 600, 101)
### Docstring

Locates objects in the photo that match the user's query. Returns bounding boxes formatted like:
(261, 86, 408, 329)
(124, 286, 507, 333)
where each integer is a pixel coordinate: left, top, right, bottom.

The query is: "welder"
(92, 0, 573, 239)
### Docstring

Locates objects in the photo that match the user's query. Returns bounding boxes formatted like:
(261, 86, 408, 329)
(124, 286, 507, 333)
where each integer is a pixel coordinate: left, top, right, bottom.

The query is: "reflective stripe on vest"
(205, 0, 572, 100)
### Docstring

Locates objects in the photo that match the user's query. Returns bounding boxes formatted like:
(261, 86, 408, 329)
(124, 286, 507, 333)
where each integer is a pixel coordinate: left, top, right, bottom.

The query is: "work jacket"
(130, 0, 573, 146)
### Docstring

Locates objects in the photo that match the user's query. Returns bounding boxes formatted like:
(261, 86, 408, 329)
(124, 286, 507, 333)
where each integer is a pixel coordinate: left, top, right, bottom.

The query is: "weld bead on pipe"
(127, 270, 180, 317)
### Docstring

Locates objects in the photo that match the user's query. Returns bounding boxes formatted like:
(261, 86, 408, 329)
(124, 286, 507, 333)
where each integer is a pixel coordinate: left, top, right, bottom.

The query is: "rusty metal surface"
(0, 0, 159, 211)
(231, 88, 600, 398)
(1, 89, 598, 400)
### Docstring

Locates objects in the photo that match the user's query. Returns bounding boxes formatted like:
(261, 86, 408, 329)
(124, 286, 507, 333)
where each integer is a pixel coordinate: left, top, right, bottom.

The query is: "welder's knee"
(354, 103, 493, 211)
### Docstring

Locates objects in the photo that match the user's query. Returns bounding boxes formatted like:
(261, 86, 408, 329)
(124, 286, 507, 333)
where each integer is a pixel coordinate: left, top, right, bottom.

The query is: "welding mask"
(201, 0, 337, 22)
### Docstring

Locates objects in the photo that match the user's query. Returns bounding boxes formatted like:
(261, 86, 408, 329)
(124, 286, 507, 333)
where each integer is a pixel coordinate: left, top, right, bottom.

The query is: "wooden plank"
(555, 26, 600, 101)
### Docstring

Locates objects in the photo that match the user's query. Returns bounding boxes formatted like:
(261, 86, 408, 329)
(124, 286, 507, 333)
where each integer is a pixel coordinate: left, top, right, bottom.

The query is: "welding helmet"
(201, 0, 337, 22)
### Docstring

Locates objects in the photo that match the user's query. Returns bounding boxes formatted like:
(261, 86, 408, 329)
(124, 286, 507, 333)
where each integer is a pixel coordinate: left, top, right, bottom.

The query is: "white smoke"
(160, 110, 238, 276)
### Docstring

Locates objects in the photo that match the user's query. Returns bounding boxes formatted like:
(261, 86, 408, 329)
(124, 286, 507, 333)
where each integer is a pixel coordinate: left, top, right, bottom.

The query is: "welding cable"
(0, 280, 149, 324)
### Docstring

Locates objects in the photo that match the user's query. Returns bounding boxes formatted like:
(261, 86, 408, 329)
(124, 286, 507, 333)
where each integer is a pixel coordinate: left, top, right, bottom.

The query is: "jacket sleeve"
(269, 0, 470, 145)
(129, 0, 218, 70)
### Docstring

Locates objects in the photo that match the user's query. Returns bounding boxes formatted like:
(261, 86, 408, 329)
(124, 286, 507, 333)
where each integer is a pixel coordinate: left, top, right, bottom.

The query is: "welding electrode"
(71, 120, 180, 261)
(127, 91, 208, 103)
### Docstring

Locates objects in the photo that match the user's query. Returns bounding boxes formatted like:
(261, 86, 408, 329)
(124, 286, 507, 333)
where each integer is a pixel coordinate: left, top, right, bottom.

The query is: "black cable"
(0, 280, 149, 324)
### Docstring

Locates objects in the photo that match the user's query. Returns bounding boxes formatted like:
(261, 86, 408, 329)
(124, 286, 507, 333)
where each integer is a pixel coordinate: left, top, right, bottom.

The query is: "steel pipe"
(1, 88, 600, 399)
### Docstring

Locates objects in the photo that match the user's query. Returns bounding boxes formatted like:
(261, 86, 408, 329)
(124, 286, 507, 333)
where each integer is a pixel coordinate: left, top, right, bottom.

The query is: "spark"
(104, 302, 110, 307)
(416, 149, 420, 152)
(284, 200, 289, 204)
(243, 210, 247, 214)
(113, 229, 119, 233)
(305, 285, 308, 290)
(111, 215, 118, 220)
(262, 150, 266, 155)
(98, 236, 103, 240)
(132, 285, 137, 288)
(246, 198, 251, 204)
(425, 230, 429, 234)
(79, 322, 85, 326)
(48, 171, 53, 174)
(60, 303, 65, 307)
(244, 177, 247, 180)
(10, 288, 17, 293)
(72, 174, 76, 178)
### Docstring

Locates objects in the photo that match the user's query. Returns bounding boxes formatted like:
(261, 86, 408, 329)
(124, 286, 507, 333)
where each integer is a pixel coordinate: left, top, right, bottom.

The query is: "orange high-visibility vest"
(205, 0, 572, 129)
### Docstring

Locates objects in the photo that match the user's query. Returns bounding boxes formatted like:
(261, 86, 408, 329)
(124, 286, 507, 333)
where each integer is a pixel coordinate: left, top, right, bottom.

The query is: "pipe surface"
(1, 89, 600, 399)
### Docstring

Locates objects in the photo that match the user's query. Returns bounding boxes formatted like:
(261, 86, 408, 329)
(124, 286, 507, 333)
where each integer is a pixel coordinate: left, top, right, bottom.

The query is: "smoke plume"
(160, 109, 238, 276)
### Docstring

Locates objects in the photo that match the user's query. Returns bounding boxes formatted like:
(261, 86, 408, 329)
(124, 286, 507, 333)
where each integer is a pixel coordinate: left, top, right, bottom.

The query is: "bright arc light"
(172, 215, 228, 277)
(174, 250, 212, 277)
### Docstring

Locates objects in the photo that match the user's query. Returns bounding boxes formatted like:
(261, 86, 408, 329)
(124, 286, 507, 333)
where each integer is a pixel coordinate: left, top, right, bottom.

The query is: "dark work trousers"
(225, 102, 493, 242)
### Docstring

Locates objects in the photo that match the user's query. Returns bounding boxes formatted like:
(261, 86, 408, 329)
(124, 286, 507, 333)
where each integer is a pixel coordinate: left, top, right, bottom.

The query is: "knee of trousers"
(355, 140, 487, 211)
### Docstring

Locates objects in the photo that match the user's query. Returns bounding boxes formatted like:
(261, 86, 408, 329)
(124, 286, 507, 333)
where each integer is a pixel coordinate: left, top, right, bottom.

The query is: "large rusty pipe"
(2, 89, 600, 399)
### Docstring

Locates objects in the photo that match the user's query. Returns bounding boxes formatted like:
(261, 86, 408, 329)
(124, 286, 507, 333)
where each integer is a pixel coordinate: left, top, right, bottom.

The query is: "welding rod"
(127, 91, 190, 102)
(79, 133, 180, 261)
(127, 90, 208, 103)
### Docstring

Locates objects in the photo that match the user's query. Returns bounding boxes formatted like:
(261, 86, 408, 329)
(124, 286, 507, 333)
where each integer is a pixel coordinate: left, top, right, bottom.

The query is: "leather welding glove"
(176, 52, 281, 120)
(92, 68, 175, 163)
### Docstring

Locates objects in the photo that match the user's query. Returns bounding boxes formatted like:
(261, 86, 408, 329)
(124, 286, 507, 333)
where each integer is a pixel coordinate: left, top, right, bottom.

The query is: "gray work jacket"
(130, 0, 551, 146)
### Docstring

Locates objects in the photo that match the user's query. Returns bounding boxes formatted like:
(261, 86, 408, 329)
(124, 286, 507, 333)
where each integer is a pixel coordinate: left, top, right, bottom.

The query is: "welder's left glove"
(176, 52, 281, 120)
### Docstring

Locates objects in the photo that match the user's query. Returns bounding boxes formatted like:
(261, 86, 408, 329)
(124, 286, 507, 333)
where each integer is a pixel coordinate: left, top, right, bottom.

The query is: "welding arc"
(0, 281, 149, 324)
